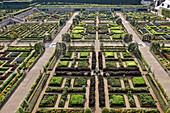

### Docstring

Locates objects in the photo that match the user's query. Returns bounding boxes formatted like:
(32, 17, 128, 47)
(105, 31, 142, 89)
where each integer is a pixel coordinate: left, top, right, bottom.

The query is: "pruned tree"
(123, 33, 133, 43)
(128, 41, 138, 52)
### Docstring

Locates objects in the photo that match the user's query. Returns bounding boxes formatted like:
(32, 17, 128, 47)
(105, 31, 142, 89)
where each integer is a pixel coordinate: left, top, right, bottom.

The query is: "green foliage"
(125, 61, 137, 67)
(102, 107, 109, 113)
(57, 61, 69, 67)
(105, 52, 114, 57)
(84, 108, 92, 113)
(69, 94, 85, 106)
(78, 61, 89, 67)
(109, 94, 125, 106)
(132, 77, 146, 86)
(73, 77, 87, 87)
(162, 8, 170, 18)
(107, 77, 121, 87)
(123, 52, 132, 58)
(123, 33, 132, 43)
(39, 94, 58, 107)
(48, 77, 63, 86)
(137, 94, 156, 107)
(80, 52, 89, 58)
(106, 61, 117, 68)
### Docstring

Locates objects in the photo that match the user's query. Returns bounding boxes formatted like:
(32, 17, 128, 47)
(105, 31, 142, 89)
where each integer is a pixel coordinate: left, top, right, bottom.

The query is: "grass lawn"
(71, 34, 82, 39)
(78, 61, 89, 67)
(80, 52, 89, 58)
(132, 77, 146, 87)
(110, 30, 122, 34)
(112, 34, 123, 39)
(105, 52, 114, 57)
(49, 77, 64, 86)
(72, 30, 84, 34)
(57, 61, 69, 67)
(109, 94, 125, 106)
(126, 61, 137, 67)
(74, 27, 85, 30)
(69, 94, 85, 107)
(39, 94, 58, 107)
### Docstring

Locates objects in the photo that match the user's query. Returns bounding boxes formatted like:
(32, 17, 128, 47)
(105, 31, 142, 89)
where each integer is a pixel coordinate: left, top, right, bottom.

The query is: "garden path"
(117, 12, 166, 113)
(94, 15, 102, 113)
(0, 12, 79, 113)
(117, 12, 170, 98)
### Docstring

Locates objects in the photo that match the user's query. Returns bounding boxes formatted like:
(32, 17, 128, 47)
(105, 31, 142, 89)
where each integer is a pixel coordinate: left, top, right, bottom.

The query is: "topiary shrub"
(102, 107, 109, 113)
(84, 108, 92, 113)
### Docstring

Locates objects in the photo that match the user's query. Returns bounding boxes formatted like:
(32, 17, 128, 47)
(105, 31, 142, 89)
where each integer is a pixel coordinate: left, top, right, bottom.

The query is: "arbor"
(128, 41, 138, 52)
(84, 108, 92, 113)
(102, 107, 109, 113)
(123, 33, 133, 43)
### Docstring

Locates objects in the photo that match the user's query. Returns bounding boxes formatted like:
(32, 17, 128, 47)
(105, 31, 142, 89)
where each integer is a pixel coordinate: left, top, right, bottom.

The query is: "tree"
(75, 15, 80, 21)
(123, 33, 132, 43)
(4, 25, 7, 30)
(84, 108, 92, 113)
(142, 33, 152, 42)
(150, 41, 160, 52)
(102, 107, 109, 113)
(62, 33, 71, 42)
(128, 41, 138, 52)
(115, 18, 122, 25)
(15, 106, 25, 113)
(34, 42, 45, 53)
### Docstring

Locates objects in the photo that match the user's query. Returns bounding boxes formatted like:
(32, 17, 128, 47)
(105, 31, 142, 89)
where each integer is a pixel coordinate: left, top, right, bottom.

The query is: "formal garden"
(0, 9, 169, 113)
(123, 11, 170, 42)
(28, 11, 73, 21)
(123, 12, 166, 21)
(0, 23, 59, 40)
(0, 42, 45, 108)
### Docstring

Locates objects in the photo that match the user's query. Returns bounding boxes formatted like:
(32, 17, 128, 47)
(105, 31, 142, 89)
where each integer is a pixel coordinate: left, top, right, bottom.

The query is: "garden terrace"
(28, 11, 73, 21)
(69, 22, 96, 42)
(123, 12, 166, 21)
(131, 21, 170, 41)
(0, 23, 59, 41)
(80, 11, 96, 21)
(151, 46, 170, 71)
(98, 21, 125, 42)
(0, 46, 43, 108)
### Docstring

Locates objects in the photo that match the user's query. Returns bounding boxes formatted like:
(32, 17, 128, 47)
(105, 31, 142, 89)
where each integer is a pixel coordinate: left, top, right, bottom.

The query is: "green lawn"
(126, 61, 137, 67)
(105, 52, 114, 57)
(49, 77, 64, 86)
(57, 61, 69, 67)
(109, 94, 125, 106)
(69, 94, 85, 107)
(110, 30, 122, 34)
(80, 52, 89, 58)
(132, 77, 146, 87)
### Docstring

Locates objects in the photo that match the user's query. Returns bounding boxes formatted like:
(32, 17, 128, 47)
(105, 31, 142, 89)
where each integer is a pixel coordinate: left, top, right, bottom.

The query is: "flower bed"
(39, 94, 58, 107)
(57, 61, 69, 67)
(137, 94, 156, 107)
(107, 77, 121, 87)
(73, 77, 87, 87)
(48, 77, 64, 86)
